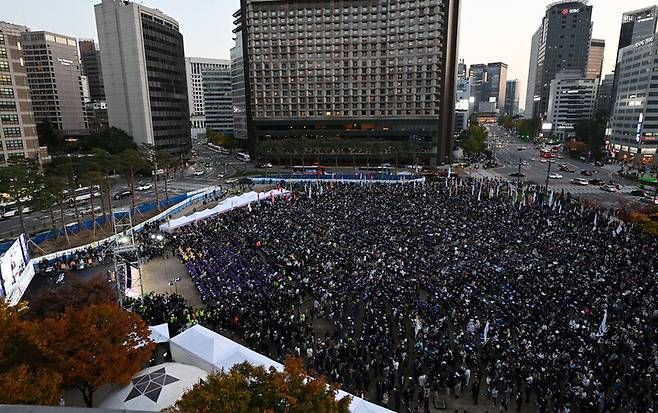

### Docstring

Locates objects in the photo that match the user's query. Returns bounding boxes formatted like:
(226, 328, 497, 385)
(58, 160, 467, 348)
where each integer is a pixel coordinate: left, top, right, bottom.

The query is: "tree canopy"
(169, 357, 351, 413)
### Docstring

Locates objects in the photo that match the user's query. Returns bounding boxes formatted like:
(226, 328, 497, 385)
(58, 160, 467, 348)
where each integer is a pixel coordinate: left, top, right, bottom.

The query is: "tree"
(0, 302, 62, 406)
(169, 357, 351, 413)
(78, 127, 137, 154)
(0, 158, 42, 235)
(119, 149, 147, 213)
(37, 303, 154, 407)
(141, 144, 161, 210)
(37, 121, 64, 151)
(155, 149, 178, 203)
(92, 148, 119, 224)
(39, 173, 69, 243)
(574, 116, 607, 160)
(51, 157, 83, 229)
(207, 129, 238, 149)
(29, 276, 117, 320)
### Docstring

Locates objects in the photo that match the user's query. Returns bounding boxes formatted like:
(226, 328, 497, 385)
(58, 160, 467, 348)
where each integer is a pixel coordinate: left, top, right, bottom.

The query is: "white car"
(600, 185, 618, 192)
(540, 159, 547, 163)
(80, 205, 102, 215)
(193, 170, 205, 176)
(521, 161, 529, 166)
(571, 178, 589, 186)
(137, 183, 153, 191)
(548, 173, 563, 179)
(2, 209, 18, 218)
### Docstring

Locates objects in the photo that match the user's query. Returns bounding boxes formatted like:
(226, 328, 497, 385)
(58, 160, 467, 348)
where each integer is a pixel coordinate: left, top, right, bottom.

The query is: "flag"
(271, 192, 275, 204)
(596, 310, 608, 337)
(593, 212, 598, 229)
(558, 202, 562, 214)
(247, 203, 252, 213)
(483, 321, 490, 343)
(447, 166, 452, 178)
(477, 187, 481, 201)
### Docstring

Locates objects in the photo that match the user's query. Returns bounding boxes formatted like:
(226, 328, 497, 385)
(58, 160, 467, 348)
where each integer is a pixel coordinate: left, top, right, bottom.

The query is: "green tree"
(36, 121, 64, 151)
(119, 149, 147, 213)
(155, 149, 178, 203)
(169, 357, 351, 413)
(0, 158, 42, 235)
(78, 127, 137, 154)
(92, 148, 119, 224)
(207, 129, 239, 149)
(51, 158, 83, 229)
(574, 116, 607, 160)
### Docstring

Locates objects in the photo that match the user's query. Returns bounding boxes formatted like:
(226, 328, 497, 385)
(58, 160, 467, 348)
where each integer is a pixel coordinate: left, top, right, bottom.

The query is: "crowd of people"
(160, 179, 657, 413)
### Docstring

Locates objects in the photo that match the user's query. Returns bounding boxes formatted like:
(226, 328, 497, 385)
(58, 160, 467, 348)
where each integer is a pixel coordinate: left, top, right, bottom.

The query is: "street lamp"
(168, 276, 182, 294)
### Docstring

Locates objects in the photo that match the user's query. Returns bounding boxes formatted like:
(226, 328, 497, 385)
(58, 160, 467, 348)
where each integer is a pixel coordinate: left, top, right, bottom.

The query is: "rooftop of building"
(546, 0, 588, 10)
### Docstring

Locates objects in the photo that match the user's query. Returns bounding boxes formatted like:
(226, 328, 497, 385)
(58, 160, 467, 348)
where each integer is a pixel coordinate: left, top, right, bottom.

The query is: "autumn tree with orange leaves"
(36, 303, 154, 407)
(0, 302, 62, 406)
(169, 356, 351, 413)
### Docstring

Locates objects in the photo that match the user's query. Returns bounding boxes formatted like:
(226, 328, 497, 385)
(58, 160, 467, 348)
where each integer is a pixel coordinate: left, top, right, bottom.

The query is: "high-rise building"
(546, 70, 598, 140)
(608, 37, 658, 162)
(468, 64, 487, 113)
(21, 31, 87, 131)
(230, 31, 248, 142)
(0, 22, 40, 164)
(595, 73, 613, 118)
(525, 27, 541, 118)
(202, 68, 234, 136)
(586, 38, 605, 80)
(185, 57, 231, 140)
(527, 1, 593, 120)
(504, 80, 520, 117)
(486, 62, 508, 110)
(233, 0, 461, 165)
(79, 39, 104, 103)
(468, 62, 507, 113)
(95, 0, 190, 156)
(457, 59, 467, 81)
(610, 6, 658, 115)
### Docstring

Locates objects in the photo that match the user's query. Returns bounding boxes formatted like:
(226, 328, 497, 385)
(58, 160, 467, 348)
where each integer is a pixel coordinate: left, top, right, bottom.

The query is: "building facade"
(595, 73, 613, 118)
(527, 0, 593, 120)
(525, 27, 541, 118)
(21, 31, 87, 131)
(608, 37, 658, 162)
(202, 68, 234, 135)
(546, 71, 598, 140)
(233, 0, 461, 165)
(610, 6, 658, 116)
(185, 57, 230, 140)
(486, 62, 508, 111)
(504, 79, 520, 117)
(468, 63, 487, 113)
(0, 23, 40, 164)
(468, 62, 507, 113)
(95, 0, 190, 156)
(586, 38, 604, 80)
(230, 30, 248, 142)
(79, 39, 105, 102)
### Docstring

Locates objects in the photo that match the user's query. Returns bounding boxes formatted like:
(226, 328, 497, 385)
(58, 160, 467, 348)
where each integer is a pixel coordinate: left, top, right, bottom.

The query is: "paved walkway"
(141, 256, 202, 308)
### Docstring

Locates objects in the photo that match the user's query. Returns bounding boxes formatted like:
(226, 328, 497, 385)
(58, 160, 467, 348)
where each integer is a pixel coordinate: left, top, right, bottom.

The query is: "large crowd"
(161, 180, 657, 413)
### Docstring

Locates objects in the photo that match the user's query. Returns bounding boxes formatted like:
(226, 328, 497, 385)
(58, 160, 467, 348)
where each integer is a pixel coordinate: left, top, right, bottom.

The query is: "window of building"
(0, 114, 18, 124)
(5, 139, 23, 149)
(0, 88, 13, 98)
(3, 127, 21, 137)
(0, 75, 11, 86)
(0, 101, 16, 111)
(0, 61, 9, 72)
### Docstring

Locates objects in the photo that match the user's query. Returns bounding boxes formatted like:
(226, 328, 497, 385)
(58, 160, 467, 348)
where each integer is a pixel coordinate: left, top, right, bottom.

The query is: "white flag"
(596, 310, 608, 337)
(447, 166, 452, 178)
(483, 321, 490, 343)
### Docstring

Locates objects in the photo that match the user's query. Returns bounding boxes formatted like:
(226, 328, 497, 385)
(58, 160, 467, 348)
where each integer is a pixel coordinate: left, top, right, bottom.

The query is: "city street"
(478, 125, 649, 209)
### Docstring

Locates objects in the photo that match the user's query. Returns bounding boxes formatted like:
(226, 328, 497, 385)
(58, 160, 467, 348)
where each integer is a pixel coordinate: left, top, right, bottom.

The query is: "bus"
(236, 152, 251, 162)
(64, 186, 101, 205)
(637, 176, 657, 191)
(292, 165, 327, 175)
(208, 143, 230, 155)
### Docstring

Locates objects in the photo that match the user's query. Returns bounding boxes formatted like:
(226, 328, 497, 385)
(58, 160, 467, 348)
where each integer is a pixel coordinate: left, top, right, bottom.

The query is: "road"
(0, 148, 249, 240)
(479, 125, 649, 209)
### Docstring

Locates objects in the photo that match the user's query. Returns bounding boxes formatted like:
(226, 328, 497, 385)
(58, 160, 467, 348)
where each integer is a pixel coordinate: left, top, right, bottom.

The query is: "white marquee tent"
(160, 189, 289, 232)
(170, 325, 393, 413)
(99, 362, 207, 412)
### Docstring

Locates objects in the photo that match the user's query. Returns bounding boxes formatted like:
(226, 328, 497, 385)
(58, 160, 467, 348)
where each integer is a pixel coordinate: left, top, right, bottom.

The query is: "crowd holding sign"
(163, 180, 657, 413)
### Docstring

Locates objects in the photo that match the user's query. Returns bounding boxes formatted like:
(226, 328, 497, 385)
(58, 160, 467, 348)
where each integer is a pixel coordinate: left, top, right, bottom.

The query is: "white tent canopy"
(160, 189, 289, 232)
(148, 323, 170, 344)
(170, 325, 393, 413)
(99, 362, 207, 412)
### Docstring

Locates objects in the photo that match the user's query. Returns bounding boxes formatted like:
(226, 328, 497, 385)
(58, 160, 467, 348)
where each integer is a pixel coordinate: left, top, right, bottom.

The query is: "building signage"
(562, 8, 580, 15)
(635, 36, 655, 48)
(57, 58, 73, 66)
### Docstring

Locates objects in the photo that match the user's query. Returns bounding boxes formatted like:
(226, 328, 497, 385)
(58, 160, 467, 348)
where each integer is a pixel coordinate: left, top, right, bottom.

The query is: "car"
(2, 209, 18, 218)
(136, 183, 153, 191)
(556, 155, 564, 159)
(540, 159, 547, 163)
(217, 173, 225, 178)
(521, 161, 529, 166)
(381, 163, 392, 168)
(204, 162, 212, 168)
(113, 190, 131, 200)
(640, 196, 658, 205)
(193, 170, 205, 176)
(571, 178, 589, 186)
(517, 147, 526, 151)
(580, 170, 593, 176)
(80, 205, 102, 215)
(256, 162, 273, 169)
(225, 178, 239, 184)
(588, 179, 605, 186)
(594, 161, 604, 167)
(600, 185, 618, 192)
(509, 172, 526, 178)
(630, 189, 646, 197)
(548, 173, 563, 179)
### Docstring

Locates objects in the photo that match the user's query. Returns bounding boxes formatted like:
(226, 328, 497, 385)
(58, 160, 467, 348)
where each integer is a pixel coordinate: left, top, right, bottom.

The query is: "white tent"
(160, 189, 289, 232)
(99, 362, 207, 412)
(148, 323, 170, 344)
(170, 325, 393, 413)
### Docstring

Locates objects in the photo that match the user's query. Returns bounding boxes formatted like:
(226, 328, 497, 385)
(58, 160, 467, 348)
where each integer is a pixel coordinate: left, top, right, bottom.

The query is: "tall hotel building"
(526, 0, 593, 120)
(0, 22, 40, 164)
(95, 0, 190, 156)
(233, 0, 461, 165)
